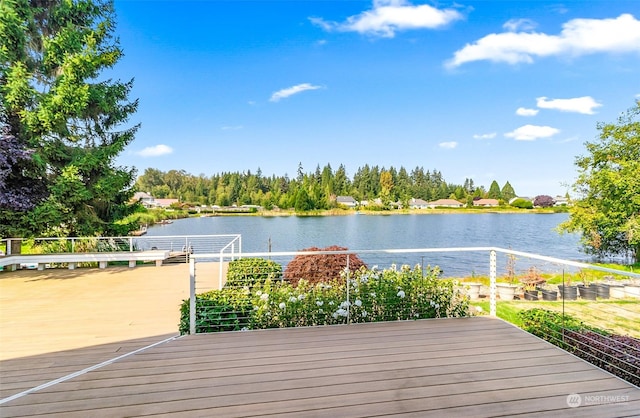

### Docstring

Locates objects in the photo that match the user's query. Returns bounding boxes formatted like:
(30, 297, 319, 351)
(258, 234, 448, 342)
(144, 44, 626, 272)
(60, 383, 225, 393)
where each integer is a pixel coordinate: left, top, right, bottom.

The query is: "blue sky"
(111, 0, 640, 197)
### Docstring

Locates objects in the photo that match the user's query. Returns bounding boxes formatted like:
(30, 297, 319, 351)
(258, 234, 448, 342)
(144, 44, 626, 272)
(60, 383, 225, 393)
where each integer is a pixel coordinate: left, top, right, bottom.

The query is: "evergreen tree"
(1, 0, 138, 237)
(501, 181, 516, 202)
(488, 180, 502, 199)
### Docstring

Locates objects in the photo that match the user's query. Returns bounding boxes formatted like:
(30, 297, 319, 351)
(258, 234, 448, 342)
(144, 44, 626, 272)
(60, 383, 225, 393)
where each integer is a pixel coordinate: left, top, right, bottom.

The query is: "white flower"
(476, 306, 483, 313)
(256, 290, 262, 296)
(354, 299, 362, 307)
(336, 308, 348, 317)
(339, 301, 350, 309)
(289, 296, 297, 303)
(434, 303, 440, 309)
(361, 310, 368, 317)
(372, 265, 378, 271)
(329, 301, 334, 306)
(279, 302, 286, 309)
(316, 300, 324, 306)
(260, 293, 269, 301)
(370, 292, 376, 298)
(391, 263, 397, 271)
(397, 290, 406, 299)
(297, 294, 305, 301)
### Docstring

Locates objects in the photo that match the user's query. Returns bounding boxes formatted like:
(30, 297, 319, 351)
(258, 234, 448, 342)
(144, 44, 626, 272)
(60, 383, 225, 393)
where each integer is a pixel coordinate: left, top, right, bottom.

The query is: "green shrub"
(225, 258, 282, 288)
(181, 263, 470, 334)
(179, 288, 252, 334)
(519, 309, 586, 349)
(519, 309, 639, 386)
(251, 264, 469, 328)
(510, 198, 533, 209)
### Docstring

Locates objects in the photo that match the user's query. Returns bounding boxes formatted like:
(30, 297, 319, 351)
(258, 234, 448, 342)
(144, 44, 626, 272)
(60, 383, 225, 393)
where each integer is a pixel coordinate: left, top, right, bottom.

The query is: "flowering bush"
(181, 263, 470, 334)
(250, 265, 469, 328)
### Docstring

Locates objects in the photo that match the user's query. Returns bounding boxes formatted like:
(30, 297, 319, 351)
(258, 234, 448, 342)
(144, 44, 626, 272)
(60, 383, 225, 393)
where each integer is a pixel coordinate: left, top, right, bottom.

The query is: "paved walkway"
(0, 263, 225, 361)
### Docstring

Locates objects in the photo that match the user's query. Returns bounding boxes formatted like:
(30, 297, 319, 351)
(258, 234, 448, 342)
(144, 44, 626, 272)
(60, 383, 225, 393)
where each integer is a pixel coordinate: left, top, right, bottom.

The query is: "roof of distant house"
(429, 199, 463, 206)
(474, 198, 499, 206)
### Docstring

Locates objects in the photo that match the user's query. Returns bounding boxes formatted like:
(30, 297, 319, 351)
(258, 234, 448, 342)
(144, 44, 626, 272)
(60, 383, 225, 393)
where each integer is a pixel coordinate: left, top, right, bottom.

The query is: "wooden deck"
(1, 317, 638, 417)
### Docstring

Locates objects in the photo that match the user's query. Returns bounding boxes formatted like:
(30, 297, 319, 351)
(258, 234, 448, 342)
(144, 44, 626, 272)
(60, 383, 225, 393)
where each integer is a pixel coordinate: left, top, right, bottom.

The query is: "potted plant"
(496, 254, 518, 300)
(624, 281, 640, 299)
(463, 281, 482, 300)
(576, 270, 597, 300)
(557, 271, 578, 300)
(609, 282, 626, 299)
(595, 282, 610, 299)
(539, 285, 558, 301)
(521, 267, 544, 301)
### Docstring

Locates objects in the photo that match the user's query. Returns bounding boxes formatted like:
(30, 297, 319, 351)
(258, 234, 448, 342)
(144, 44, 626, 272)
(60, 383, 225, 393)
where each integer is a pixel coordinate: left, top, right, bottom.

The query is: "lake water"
(145, 213, 585, 277)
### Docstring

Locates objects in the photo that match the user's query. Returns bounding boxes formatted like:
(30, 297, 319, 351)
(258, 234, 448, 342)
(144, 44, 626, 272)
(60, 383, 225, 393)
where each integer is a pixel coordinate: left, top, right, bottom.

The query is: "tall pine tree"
(0, 0, 139, 237)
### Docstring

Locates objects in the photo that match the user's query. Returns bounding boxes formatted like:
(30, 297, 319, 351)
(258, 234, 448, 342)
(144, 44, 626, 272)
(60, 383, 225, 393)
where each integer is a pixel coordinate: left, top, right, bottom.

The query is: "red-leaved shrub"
(283, 245, 366, 286)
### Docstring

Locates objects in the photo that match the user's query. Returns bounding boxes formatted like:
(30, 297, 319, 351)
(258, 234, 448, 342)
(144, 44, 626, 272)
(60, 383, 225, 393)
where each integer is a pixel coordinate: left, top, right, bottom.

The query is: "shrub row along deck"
(0, 250, 171, 271)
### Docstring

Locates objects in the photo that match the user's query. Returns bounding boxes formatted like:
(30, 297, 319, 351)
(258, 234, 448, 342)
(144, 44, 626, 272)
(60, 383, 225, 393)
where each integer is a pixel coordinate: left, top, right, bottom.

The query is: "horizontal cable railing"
(2, 235, 241, 256)
(187, 246, 640, 386)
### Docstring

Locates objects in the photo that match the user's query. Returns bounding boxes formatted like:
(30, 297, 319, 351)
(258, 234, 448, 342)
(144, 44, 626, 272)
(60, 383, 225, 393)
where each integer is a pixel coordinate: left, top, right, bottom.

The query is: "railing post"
(129, 237, 133, 252)
(189, 257, 196, 335)
(71, 238, 75, 253)
(346, 254, 351, 324)
(219, 251, 224, 290)
(490, 250, 497, 317)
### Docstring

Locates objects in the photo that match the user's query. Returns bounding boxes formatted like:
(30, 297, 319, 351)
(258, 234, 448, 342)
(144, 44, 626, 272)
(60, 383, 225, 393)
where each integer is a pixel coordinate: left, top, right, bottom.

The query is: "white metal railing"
(188, 246, 640, 335)
(2, 235, 241, 256)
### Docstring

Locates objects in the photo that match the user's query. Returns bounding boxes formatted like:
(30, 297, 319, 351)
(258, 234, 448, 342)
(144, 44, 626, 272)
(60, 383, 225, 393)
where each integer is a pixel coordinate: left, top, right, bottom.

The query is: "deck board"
(1, 317, 638, 417)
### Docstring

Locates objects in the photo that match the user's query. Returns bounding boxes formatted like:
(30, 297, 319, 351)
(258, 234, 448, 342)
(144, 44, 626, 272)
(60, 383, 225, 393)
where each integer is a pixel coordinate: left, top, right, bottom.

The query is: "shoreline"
(203, 207, 567, 217)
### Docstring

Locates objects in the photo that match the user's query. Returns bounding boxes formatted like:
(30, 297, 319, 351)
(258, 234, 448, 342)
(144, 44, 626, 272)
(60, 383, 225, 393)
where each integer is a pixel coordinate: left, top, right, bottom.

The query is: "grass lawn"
(471, 299, 640, 338)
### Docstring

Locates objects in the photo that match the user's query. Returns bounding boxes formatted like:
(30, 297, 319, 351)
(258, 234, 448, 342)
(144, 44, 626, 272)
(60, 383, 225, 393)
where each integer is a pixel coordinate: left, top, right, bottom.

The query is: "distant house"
(473, 198, 499, 207)
(336, 196, 358, 208)
(133, 191, 155, 208)
(409, 198, 430, 209)
(554, 196, 569, 206)
(428, 199, 463, 208)
(360, 198, 383, 207)
(154, 198, 180, 208)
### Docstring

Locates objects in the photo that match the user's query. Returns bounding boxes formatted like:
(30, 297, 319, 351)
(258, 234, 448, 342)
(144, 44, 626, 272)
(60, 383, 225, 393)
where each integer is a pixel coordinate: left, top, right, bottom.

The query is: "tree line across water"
(136, 164, 518, 211)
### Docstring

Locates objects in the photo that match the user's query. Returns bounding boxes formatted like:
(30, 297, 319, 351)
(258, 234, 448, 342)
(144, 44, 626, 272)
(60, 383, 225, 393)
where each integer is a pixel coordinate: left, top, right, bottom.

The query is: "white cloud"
(447, 13, 640, 67)
(536, 96, 602, 114)
(505, 125, 560, 141)
(503, 18, 537, 32)
(310, 0, 463, 38)
(270, 83, 322, 102)
(136, 144, 173, 157)
(221, 125, 243, 131)
(473, 132, 496, 139)
(439, 141, 458, 149)
(516, 107, 539, 116)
